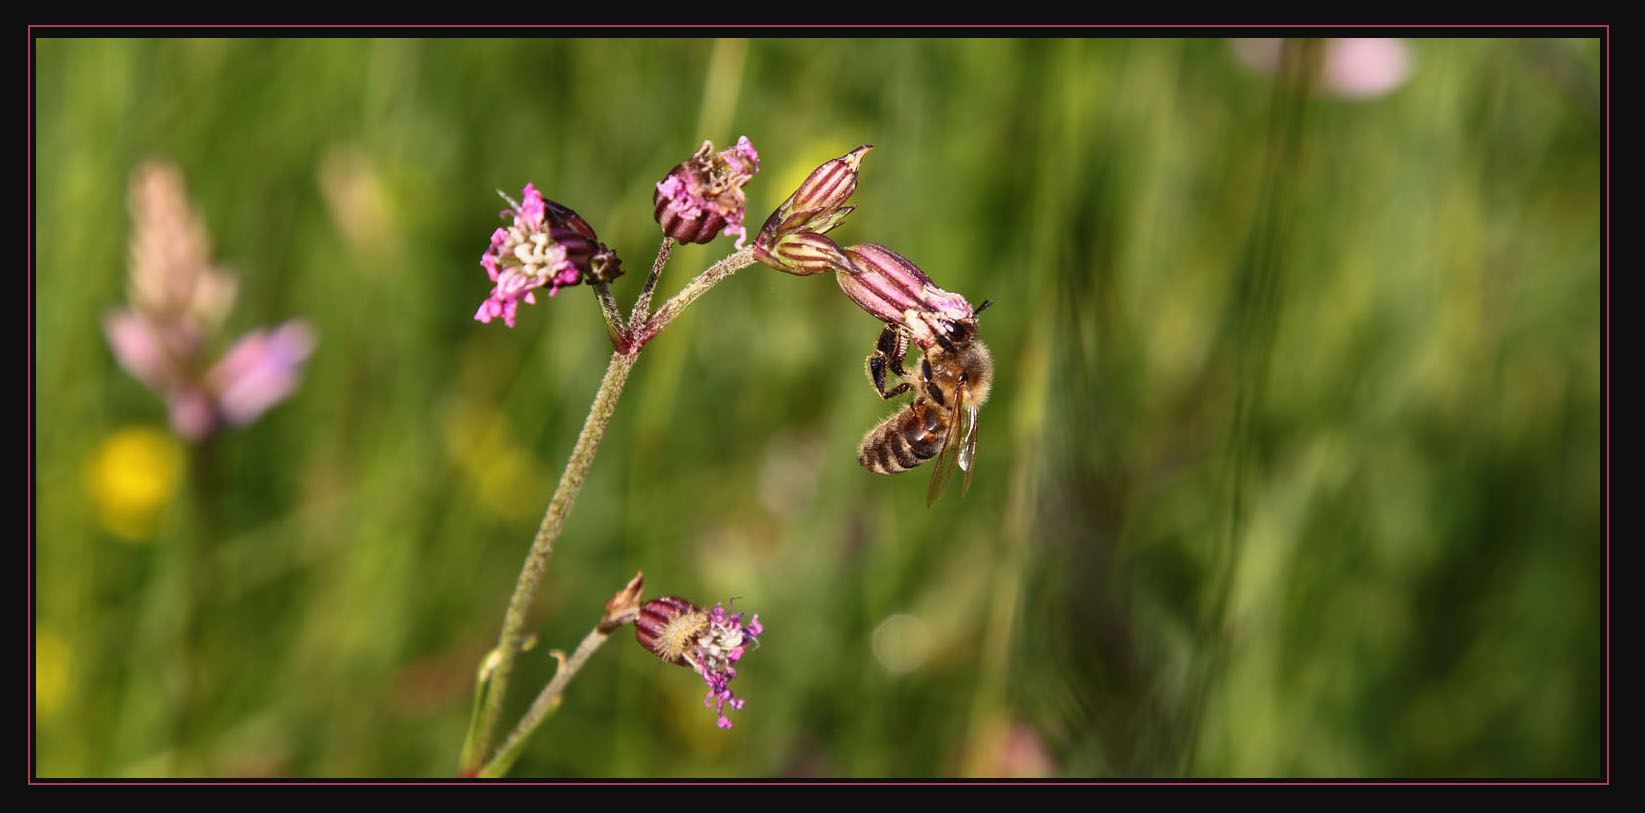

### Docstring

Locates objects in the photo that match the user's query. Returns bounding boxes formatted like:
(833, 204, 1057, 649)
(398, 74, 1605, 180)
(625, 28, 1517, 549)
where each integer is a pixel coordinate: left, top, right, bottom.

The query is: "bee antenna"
(975, 299, 994, 316)
(496, 189, 521, 209)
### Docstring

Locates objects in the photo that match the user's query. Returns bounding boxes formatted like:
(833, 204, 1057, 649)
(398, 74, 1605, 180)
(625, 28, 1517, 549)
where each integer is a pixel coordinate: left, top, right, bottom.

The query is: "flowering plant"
(461, 138, 985, 778)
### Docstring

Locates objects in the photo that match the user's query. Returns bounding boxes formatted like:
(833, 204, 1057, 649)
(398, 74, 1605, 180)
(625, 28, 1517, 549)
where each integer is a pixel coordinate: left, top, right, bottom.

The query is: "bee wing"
(959, 404, 980, 497)
(925, 380, 965, 508)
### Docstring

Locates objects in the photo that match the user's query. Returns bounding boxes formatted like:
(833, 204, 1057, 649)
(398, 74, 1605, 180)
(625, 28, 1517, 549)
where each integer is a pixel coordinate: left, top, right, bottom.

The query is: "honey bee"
(857, 302, 993, 506)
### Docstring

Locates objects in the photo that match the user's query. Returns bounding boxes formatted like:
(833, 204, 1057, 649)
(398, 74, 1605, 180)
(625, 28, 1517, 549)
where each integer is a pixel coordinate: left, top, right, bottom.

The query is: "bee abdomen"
(859, 402, 944, 474)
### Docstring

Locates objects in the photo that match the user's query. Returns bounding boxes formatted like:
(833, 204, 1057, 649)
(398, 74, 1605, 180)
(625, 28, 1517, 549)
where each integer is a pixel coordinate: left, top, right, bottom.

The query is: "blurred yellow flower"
(440, 401, 548, 521)
(35, 627, 70, 719)
(83, 426, 184, 542)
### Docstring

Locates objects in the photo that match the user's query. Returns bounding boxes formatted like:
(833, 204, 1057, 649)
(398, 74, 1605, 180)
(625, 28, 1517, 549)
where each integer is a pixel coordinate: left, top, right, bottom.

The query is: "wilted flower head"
(653, 136, 761, 248)
(635, 596, 764, 730)
(753, 145, 871, 274)
(836, 243, 978, 350)
(1231, 38, 1413, 99)
(105, 159, 314, 442)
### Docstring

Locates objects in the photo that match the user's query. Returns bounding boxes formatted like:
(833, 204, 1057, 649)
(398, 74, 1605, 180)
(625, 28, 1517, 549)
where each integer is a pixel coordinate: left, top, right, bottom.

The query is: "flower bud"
(599, 572, 645, 634)
(653, 136, 761, 248)
(754, 145, 872, 252)
(634, 595, 764, 730)
(547, 198, 625, 285)
(541, 199, 623, 284)
(753, 230, 852, 276)
(836, 243, 976, 349)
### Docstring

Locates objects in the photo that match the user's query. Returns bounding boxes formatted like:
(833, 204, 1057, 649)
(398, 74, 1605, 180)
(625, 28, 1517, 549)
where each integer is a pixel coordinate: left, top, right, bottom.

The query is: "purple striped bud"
(754, 145, 871, 256)
(653, 136, 761, 248)
(635, 596, 709, 667)
(753, 230, 852, 276)
(837, 243, 976, 349)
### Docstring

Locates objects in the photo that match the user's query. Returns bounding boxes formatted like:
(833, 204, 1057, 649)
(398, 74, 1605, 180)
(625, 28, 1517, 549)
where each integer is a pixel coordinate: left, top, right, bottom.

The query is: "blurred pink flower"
(1323, 38, 1414, 99)
(104, 309, 178, 397)
(105, 159, 316, 442)
(1231, 38, 1413, 100)
(210, 321, 318, 428)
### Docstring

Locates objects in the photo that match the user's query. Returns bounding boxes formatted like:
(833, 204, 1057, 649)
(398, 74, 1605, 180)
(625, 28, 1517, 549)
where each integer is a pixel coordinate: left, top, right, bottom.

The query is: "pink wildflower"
(474, 184, 580, 328)
(474, 185, 622, 328)
(634, 596, 764, 730)
(836, 243, 979, 350)
(653, 136, 761, 248)
(210, 321, 318, 428)
(105, 159, 315, 442)
(1230, 38, 1413, 100)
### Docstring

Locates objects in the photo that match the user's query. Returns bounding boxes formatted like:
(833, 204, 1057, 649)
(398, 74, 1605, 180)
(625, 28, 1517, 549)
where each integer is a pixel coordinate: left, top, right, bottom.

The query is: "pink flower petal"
(210, 321, 316, 426)
(104, 310, 173, 392)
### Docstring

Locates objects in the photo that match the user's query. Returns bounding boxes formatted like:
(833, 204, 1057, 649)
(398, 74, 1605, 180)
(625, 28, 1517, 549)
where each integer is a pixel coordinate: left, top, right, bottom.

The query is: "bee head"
(933, 318, 975, 352)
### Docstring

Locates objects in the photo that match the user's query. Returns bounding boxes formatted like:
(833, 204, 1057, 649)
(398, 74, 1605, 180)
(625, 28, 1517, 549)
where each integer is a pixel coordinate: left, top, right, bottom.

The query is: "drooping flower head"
(475, 185, 623, 328)
(635, 596, 764, 730)
(653, 136, 761, 248)
(475, 184, 576, 327)
(836, 243, 979, 350)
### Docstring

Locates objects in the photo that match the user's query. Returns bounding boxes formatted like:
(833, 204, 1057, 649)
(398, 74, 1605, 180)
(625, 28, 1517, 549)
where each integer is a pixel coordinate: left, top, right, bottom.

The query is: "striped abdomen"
(859, 399, 949, 474)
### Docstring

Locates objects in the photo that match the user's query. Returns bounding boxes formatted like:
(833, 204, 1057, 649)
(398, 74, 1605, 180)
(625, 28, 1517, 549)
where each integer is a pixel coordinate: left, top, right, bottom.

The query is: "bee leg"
(868, 324, 914, 399)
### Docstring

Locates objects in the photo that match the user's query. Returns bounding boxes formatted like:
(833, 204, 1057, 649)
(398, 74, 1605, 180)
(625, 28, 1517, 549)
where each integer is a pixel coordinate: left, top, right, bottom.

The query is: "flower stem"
(593, 281, 626, 349)
(479, 624, 613, 778)
(629, 236, 675, 326)
(463, 244, 759, 776)
(173, 436, 218, 774)
(632, 246, 756, 348)
(466, 347, 637, 774)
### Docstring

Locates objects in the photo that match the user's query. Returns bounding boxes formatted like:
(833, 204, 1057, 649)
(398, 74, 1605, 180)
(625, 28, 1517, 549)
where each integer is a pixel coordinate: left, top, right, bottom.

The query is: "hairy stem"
(633, 246, 757, 348)
(593, 281, 626, 349)
(629, 236, 674, 326)
(466, 347, 637, 773)
(464, 244, 755, 775)
(480, 624, 613, 778)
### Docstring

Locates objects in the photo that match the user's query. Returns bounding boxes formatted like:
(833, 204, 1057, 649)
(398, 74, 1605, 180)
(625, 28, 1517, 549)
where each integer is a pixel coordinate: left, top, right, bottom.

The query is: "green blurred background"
(33, 37, 1604, 778)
